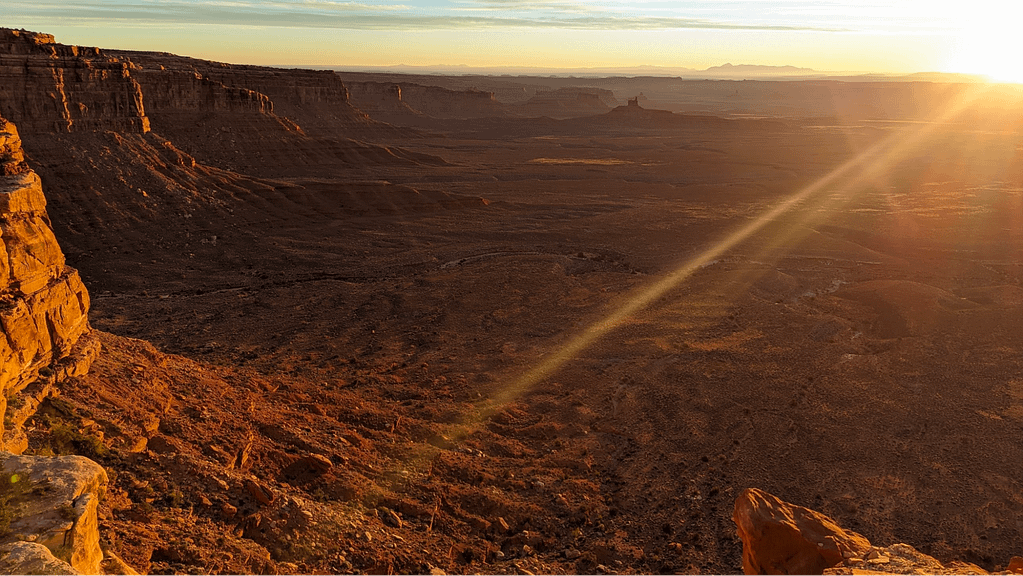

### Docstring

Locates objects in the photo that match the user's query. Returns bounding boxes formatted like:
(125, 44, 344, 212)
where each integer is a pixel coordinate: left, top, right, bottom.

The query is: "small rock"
(301, 453, 333, 473)
(234, 441, 252, 469)
(146, 435, 178, 454)
(429, 568, 446, 575)
(564, 549, 581, 560)
(495, 516, 511, 533)
(363, 531, 372, 542)
(494, 551, 506, 560)
(384, 509, 402, 529)
(221, 502, 237, 519)
(244, 479, 274, 506)
(199, 495, 212, 507)
(521, 544, 535, 556)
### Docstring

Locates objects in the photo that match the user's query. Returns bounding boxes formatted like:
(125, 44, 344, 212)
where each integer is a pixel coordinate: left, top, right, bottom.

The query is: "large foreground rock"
(0, 452, 107, 574)
(734, 487, 872, 574)
(0, 541, 78, 574)
(734, 488, 998, 575)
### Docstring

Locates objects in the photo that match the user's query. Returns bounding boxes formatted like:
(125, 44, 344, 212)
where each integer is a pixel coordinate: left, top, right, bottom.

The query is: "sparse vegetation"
(31, 398, 109, 460)
(0, 472, 29, 536)
(58, 502, 76, 521)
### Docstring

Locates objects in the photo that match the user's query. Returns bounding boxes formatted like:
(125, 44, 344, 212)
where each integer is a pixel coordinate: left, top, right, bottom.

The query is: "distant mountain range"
(312, 62, 986, 82)
(314, 62, 817, 78)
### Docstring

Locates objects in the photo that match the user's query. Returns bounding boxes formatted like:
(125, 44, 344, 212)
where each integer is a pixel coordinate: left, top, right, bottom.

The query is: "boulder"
(0, 452, 108, 574)
(733, 488, 871, 574)
(0, 541, 78, 574)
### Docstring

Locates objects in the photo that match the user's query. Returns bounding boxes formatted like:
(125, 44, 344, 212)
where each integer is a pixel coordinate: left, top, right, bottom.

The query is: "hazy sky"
(4, 1, 1020, 76)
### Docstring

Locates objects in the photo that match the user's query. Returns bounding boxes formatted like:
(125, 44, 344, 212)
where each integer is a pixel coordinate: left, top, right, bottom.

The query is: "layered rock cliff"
(0, 28, 149, 134)
(106, 50, 381, 138)
(517, 88, 613, 118)
(396, 84, 503, 119)
(345, 81, 422, 120)
(0, 116, 96, 453)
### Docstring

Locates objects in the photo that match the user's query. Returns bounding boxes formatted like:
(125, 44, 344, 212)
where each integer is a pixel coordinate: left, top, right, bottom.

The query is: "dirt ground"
(19, 92, 1023, 574)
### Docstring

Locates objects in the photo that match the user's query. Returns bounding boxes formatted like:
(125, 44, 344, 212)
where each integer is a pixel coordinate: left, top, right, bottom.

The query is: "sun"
(944, 10, 1023, 83)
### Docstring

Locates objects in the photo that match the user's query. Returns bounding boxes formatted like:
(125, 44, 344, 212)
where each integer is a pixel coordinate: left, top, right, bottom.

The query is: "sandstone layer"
(0, 451, 108, 574)
(0, 116, 95, 452)
(106, 50, 381, 138)
(0, 28, 149, 134)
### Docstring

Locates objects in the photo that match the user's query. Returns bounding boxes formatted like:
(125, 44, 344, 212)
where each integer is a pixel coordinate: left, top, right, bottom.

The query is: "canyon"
(1, 25, 1023, 575)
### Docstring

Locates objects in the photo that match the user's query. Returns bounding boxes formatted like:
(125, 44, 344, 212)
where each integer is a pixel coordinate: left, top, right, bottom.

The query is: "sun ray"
(386, 82, 998, 481)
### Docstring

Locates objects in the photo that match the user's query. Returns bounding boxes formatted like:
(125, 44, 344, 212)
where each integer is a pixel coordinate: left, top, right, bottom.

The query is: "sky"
(4, 1, 1022, 78)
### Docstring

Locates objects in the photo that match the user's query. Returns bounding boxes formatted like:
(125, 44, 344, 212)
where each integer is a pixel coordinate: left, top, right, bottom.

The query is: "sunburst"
(945, 9, 1023, 83)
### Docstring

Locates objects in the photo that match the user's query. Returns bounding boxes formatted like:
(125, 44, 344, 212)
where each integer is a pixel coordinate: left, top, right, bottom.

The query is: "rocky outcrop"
(0, 451, 108, 574)
(0, 117, 95, 452)
(396, 84, 503, 119)
(734, 487, 872, 575)
(106, 50, 377, 138)
(129, 66, 275, 116)
(346, 82, 422, 119)
(734, 488, 997, 575)
(0, 541, 78, 574)
(0, 28, 149, 134)
(517, 88, 613, 118)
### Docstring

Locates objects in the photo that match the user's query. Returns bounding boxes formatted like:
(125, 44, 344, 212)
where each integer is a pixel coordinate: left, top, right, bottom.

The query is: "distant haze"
(3, 0, 1020, 81)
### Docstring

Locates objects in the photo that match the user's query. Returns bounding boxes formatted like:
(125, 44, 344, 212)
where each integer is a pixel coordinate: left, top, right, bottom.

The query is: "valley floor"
(28, 110, 1023, 573)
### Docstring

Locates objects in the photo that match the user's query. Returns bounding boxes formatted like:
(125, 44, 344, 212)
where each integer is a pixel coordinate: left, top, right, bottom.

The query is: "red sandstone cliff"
(395, 84, 504, 119)
(345, 81, 422, 121)
(105, 50, 389, 139)
(0, 116, 96, 453)
(0, 29, 149, 134)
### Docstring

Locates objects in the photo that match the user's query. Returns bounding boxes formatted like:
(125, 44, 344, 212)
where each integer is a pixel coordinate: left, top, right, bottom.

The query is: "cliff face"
(131, 66, 275, 116)
(0, 116, 95, 453)
(346, 81, 422, 119)
(0, 28, 149, 134)
(396, 84, 504, 119)
(106, 50, 380, 138)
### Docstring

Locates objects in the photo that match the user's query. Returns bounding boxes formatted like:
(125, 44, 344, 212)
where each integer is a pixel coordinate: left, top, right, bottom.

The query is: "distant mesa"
(702, 63, 818, 77)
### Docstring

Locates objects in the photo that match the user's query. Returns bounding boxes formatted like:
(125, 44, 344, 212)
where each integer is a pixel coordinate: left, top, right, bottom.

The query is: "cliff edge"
(0, 29, 149, 134)
(0, 116, 97, 453)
